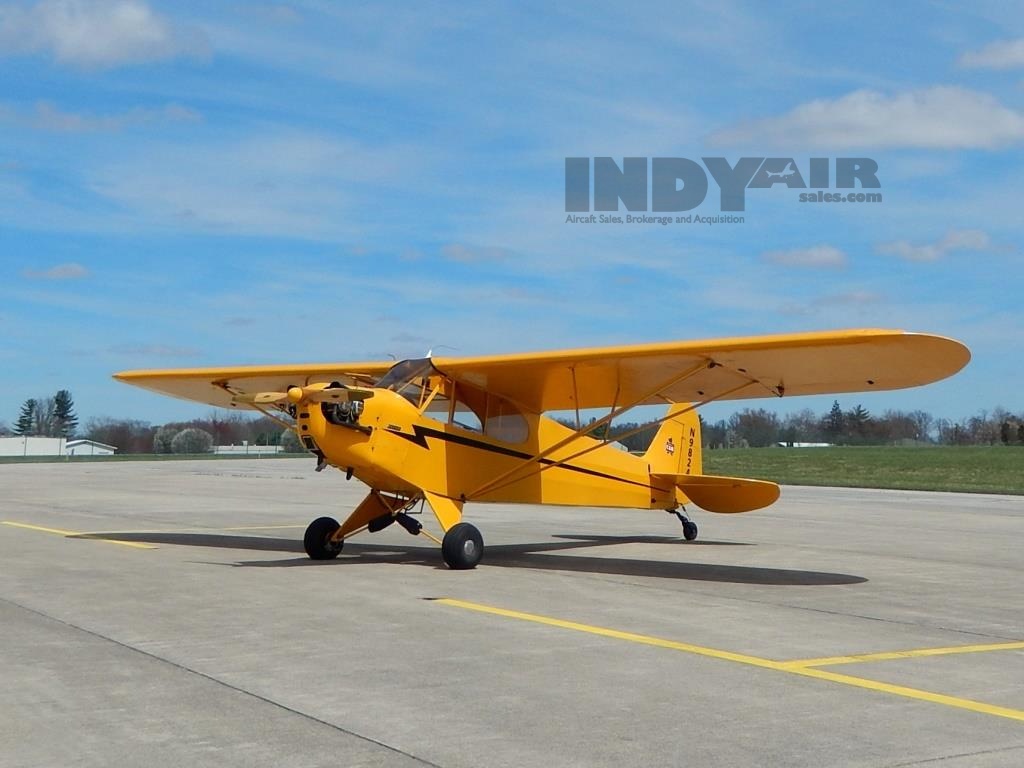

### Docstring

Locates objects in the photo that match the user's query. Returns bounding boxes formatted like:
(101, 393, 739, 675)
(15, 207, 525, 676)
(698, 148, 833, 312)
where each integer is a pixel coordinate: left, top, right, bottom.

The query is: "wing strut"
(466, 378, 756, 501)
(464, 362, 720, 505)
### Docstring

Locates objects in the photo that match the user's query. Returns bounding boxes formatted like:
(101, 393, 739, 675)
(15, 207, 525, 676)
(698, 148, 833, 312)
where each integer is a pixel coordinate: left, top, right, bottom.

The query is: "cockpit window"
(377, 361, 529, 443)
(376, 358, 438, 405)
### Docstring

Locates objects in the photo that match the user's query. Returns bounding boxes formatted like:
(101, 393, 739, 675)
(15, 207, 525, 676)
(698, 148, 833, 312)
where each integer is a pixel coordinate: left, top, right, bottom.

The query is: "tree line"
(3, 396, 1022, 453)
(75, 414, 302, 454)
(567, 401, 1024, 452)
(0, 397, 300, 454)
(701, 401, 1024, 449)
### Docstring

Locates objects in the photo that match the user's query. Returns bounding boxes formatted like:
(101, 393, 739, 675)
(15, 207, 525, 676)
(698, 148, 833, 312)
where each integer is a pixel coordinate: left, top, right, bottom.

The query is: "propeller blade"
(231, 391, 289, 405)
(303, 387, 374, 403)
(231, 386, 374, 406)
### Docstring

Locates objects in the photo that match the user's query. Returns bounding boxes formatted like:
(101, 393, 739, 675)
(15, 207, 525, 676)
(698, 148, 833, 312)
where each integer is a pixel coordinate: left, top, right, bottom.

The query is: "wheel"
(441, 522, 483, 570)
(682, 520, 698, 541)
(304, 516, 343, 560)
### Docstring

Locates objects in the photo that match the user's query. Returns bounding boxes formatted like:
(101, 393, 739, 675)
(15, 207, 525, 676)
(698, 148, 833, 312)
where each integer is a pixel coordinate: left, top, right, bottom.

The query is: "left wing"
(429, 329, 969, 412)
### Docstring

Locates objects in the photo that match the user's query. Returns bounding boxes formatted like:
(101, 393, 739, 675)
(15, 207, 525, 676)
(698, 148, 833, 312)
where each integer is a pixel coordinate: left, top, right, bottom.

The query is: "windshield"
(375, 358, 438, 405)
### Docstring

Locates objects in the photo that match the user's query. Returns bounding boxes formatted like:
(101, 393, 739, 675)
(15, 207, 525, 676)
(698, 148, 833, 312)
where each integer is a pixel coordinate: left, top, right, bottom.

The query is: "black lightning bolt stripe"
(389, 425, 659, 491)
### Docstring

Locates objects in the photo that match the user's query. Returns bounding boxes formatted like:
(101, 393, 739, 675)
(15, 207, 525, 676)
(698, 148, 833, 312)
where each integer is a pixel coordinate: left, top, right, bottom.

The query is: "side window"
(451, 398, 482, 432)
(485, 398, 528, 444)
(444, 384, 527, 442)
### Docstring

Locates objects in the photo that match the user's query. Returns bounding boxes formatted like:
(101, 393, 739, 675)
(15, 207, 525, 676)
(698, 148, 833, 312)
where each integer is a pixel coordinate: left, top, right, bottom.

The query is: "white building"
(214, 443, 283, 456)
(65, 439, 117, 456)
(0, 437, 118, 457)
(0, 437, 66, 456)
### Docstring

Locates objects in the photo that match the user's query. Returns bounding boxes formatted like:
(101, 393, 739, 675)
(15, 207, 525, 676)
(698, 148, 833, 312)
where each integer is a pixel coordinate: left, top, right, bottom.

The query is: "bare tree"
(33, 397, 55, 437)
(83, 418, 157, 453)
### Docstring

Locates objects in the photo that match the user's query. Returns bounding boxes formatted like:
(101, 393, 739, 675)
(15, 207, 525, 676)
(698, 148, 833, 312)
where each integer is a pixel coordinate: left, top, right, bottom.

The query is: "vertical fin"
(643, 403, 702, 476)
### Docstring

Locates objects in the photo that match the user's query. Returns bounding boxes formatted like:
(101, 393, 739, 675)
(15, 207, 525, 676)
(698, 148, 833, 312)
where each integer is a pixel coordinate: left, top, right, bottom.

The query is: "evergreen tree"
(824, 400, 845, 439)
(53, 390, 78, 438)
(847, 404, 872, 436)
(15, 399, 36, 436)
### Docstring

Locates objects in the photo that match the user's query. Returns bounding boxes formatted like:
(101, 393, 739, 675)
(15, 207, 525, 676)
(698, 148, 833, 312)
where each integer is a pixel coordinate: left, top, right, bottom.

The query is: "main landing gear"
(441, 522, 483, 570)
(304, 516, 344, 559)
(671, 509, 699, 541)
(301, 498, 484, 570)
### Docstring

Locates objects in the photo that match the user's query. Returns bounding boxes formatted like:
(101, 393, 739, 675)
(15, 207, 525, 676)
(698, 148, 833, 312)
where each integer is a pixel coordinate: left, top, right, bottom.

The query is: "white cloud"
(22, 262, 89, 279)
(0, 0, 208, 69)
(877, 229, 993, 262)
(709, 87, 1024, 149)
(2, 100, 201, 132)
(90, 133, 421, 238)
(762, 245, 846, 269)
(959, 39, 1024, 70)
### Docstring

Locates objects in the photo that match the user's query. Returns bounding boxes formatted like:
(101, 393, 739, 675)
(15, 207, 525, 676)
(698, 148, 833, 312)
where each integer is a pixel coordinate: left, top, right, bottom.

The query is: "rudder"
(643, 403, 702, 476)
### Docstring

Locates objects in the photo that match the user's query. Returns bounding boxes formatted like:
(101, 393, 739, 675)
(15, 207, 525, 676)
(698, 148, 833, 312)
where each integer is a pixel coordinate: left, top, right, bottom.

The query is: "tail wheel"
(682, 520, 698, 541)
(304, 516, 343, 560)
(441, 522, 483, 570)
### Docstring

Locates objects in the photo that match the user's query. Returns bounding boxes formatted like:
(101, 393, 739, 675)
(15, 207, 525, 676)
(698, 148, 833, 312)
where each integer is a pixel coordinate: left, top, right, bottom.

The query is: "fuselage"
(299, 386, 678, 510)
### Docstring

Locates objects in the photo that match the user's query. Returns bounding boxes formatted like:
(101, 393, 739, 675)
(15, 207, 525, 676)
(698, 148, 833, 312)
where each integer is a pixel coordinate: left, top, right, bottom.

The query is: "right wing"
(113, 361, 394, 410)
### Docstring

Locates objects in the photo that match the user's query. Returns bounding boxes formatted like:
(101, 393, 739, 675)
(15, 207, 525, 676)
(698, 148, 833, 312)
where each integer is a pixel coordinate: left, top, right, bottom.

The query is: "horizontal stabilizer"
(652, 473, 780, 514)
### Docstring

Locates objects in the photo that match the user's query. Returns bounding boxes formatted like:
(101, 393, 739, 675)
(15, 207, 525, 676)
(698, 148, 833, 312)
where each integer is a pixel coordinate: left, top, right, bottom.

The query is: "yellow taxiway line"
(780, 641, 1024, 669)
(2, 521, 158, 549)
(437, 598, 1024, 725)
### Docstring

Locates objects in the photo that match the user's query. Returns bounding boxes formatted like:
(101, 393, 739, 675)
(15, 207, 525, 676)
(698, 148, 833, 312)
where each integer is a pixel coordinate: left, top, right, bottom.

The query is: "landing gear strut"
(302, 489, 484, 569)
(671, 509, 699, 541)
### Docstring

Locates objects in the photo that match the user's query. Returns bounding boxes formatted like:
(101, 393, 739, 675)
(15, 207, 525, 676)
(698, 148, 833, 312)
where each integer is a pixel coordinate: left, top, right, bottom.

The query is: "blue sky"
(1, 0, 1022, 427)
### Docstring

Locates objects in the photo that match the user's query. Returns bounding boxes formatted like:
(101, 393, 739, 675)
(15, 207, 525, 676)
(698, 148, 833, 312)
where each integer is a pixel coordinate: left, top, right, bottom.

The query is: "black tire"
(304, 516, 343, 560)
(441, 522, 483, 570)
(682, 520, 698, 541)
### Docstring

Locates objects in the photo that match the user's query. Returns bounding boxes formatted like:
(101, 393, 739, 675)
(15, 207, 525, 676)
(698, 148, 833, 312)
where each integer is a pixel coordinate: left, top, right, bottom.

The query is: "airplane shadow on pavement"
(77, 530, 867, 586)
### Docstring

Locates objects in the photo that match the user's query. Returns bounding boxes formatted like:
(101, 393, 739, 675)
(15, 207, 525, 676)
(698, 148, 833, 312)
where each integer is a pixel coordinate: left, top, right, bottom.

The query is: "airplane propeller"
(231, 385, 374, 406)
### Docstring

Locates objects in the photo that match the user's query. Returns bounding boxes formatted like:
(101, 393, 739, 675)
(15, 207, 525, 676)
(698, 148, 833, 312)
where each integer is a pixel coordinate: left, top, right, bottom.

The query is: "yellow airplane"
(115, 329, 969, 569)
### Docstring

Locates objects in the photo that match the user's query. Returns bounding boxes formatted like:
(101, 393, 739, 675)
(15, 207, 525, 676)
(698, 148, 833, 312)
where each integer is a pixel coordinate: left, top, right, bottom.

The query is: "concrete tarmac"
(2, 458, 1023, 767)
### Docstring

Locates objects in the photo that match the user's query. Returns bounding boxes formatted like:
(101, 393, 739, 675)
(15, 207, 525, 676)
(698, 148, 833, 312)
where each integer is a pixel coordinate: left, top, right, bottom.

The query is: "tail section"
(643, 403, 702, 476)
(647, 404, 779, 514)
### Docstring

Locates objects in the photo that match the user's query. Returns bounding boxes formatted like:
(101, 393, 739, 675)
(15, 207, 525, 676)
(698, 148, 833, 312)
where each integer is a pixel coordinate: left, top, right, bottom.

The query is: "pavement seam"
(882, 743, 1024, 766)
(0, 596, 444, 768)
